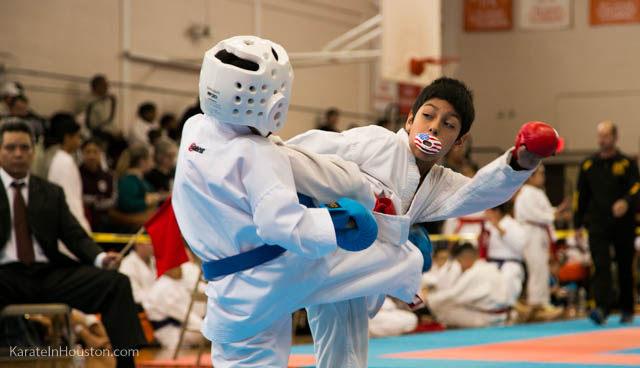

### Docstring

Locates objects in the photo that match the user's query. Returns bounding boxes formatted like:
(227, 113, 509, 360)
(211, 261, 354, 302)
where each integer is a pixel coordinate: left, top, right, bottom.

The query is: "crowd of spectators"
(0, 76, 204, 367)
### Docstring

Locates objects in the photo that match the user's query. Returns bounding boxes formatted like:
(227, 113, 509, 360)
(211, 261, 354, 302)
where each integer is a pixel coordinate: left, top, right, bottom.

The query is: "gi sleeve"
(286, 129, 358, 160)
(242, 143, 337, 259)
(415, 149, 534, 222)
(270, 135, 376, 210)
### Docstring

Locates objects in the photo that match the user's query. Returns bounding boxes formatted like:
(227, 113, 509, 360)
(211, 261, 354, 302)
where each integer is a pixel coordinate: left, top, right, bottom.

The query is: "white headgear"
(199, 35, 294, 136)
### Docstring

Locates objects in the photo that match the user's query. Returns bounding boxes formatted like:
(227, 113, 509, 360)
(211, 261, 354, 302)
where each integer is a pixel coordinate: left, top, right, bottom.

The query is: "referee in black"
(574, 121, 640, 325)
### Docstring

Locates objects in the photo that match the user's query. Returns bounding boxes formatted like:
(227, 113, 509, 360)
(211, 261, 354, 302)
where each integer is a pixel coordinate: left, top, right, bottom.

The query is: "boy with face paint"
(287, 77, 559, 367)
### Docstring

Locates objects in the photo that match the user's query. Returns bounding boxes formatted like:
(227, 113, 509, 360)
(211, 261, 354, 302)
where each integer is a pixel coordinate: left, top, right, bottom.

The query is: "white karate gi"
(128, 118, 158, 147)
(47, 149, 91, 233)
(514, 184, 555, 306)
(119, 251, 156, 305)
(486, 215, 526, 306)
(288, 126, 534, 367)
(173, 115, 423, 367)
(442, 211, 485, 246)
(426, 259, 509, 328)
(368, 297, 418, 337)
(421, 259, 461, 291)
(142, 262, 204, 349)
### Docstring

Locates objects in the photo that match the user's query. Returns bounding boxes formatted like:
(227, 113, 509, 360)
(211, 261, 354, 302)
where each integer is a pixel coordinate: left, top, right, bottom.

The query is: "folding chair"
(173, 267, 208, 367)
(0, 303, 75, 368)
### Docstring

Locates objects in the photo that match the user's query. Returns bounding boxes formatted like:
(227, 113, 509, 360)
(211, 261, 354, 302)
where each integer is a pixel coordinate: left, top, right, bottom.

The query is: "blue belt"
(201, 244, 286, 280)
(201, 193, 313, 280)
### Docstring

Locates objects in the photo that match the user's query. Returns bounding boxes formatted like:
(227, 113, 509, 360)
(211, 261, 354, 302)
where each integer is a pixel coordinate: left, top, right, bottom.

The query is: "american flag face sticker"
(414, 133, 442, 155)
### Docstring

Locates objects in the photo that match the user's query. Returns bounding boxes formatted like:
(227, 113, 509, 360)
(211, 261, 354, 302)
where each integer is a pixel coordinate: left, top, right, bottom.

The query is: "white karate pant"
(210, 315, 292, 368)
(523, 233, 551, 305)
(209, 238, 422, 367)
(497, 261, 525, 306)
(307, 297, 370, 368)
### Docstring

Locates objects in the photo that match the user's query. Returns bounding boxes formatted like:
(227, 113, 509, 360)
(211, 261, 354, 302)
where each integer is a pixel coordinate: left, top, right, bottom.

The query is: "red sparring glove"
(513, 121, 559, 161)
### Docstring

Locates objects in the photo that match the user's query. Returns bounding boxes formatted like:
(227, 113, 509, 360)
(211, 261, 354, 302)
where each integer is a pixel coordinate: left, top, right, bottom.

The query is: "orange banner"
(464, 0, 513, 31)
(590, 0, 640, 25)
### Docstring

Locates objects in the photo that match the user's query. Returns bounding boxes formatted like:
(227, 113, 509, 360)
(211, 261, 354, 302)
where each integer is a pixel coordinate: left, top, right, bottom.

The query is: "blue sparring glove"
(322, 198, 378, 252)
(408, 225, 433, 272)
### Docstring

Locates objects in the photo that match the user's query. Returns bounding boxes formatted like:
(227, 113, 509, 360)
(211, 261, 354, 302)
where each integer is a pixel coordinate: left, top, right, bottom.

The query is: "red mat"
(384, 327, 640, 365)
(138, 353, 316, 367)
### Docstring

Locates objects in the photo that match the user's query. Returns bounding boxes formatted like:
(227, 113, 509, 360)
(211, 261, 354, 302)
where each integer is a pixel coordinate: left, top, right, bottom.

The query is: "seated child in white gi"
(421, 244, 461, 293)
(142, 261, 204, 349)
(426, 243, 510, 328)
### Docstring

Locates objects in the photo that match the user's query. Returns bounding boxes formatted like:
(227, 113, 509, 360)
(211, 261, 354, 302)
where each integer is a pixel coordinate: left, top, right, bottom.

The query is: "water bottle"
(577, 286, 587, 316)
(566, 282, 578, 318)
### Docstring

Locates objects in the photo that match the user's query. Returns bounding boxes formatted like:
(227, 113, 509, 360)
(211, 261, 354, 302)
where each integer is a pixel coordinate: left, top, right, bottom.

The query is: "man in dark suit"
(0, 120, 146, 368)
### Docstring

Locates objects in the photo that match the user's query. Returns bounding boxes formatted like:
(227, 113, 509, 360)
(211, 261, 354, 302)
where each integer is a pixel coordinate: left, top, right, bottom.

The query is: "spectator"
(0, 120, 146, 368)
(145, 139, 177, 192)
(47, 113, 91, 233)
(368, 297, 418, 337)
(147, 129, 162, 149)
(375, 118, 392, 131)
(128, 102, 158, 147)
(79, 138, 116, 232)
(71, 309, 112, 349)
(514, 165, 566, 321)
(460, 161, 479, 179)
(5, 95, 45, 140)
(424, 243, 509, 328)
(421, 244, 461, 291)
(119, 242, 156, 306)
(84, 75, 118, 143)
(142, 261, 204, 349)
(574, 120, 640, 325)
(178, 98, 202, 142)
(0, 81, 21, 115)
(159, 113, 180, 142)
(316, 107, 339, 132)
(112, 145, 167, 230)
(485, 202, 526, 307)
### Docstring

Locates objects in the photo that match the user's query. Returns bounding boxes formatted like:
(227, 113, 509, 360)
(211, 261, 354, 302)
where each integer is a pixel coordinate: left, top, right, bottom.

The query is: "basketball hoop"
(409, 57, 460, 76)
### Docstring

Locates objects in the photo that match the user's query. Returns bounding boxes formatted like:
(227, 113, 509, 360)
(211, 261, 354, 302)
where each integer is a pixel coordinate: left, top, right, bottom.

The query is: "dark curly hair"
(410, 77, 474, 139)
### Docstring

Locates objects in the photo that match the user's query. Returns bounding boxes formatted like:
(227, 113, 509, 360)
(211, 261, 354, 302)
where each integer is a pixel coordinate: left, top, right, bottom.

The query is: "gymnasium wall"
(0, 0, 375, 139)
(3, 1, 639, 151)
(443, 0, 640, 156)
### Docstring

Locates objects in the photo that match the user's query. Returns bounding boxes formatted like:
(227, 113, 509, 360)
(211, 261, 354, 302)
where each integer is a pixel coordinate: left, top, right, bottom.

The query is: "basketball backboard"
(381, 0, 451, 86)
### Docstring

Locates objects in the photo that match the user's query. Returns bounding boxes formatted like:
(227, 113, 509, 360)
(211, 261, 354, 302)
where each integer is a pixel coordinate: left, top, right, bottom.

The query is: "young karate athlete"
(288, 78, 560, 367)
(173, 36, 456, 368)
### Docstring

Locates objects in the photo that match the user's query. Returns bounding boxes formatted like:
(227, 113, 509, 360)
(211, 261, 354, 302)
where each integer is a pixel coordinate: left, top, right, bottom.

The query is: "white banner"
(518, 0, 572, 30)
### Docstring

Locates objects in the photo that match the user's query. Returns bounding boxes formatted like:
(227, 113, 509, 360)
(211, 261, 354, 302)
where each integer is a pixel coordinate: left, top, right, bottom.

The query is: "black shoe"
(588, 308, 606, 325)
(620, 312, 634, 324)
